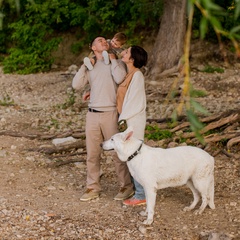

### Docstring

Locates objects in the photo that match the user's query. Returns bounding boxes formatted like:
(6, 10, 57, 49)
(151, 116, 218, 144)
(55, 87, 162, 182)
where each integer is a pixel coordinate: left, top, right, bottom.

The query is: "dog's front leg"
(143, 188, 156, 225)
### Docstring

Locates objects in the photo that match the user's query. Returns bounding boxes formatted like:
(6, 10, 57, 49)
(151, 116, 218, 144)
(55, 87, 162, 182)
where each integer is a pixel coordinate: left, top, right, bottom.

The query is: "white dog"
(101, 127, 215, 225)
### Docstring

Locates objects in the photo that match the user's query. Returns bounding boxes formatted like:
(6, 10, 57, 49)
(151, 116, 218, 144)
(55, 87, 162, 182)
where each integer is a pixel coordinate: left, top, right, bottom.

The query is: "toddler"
(83, 32, 127, 70)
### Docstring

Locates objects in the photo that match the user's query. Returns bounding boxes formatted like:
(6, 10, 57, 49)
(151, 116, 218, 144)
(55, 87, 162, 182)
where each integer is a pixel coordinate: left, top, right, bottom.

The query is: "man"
(72, 36, 134, 201)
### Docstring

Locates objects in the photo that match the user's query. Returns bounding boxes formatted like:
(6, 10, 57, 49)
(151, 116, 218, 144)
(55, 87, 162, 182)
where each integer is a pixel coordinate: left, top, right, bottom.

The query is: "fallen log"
(0, 129, 85, 140)
(28, 139, 86, 154)
(48, 151, 87, 159)
(227, 136, 240, 150)
(204, 132, 239, 143)
(181, 113, 239, 138)
(0, 130, 41, 139)
(48, 158, 86, 168)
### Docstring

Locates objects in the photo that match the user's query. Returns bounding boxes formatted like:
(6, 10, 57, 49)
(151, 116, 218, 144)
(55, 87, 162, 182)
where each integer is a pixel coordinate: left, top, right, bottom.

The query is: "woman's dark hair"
(130, 45, 148, 68)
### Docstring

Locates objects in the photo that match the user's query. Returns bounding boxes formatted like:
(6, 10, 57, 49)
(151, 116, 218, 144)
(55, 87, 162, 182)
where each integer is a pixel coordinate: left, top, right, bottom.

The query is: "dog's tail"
(208, 162, 215, 210)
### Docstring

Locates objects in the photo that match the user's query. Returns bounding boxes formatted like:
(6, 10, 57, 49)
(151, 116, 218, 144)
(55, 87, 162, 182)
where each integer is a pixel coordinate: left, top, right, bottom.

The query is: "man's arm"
(72, 65, 89, 90)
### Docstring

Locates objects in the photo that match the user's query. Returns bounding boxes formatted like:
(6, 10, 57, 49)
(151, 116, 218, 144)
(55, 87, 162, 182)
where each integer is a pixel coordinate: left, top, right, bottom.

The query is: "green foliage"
(3, 20, 61, 74)
(186, 109, 205, 143)
(50, 118, 59, 129)
(201, 65, 224, 73)
(190, 89, 208, 98)
(0, 93, 15, 106)
(145, 125, 173, 141)
(1, 0, 239, 76)
(0, 31, 8, 53)
(0, 0, 163, 74)
(192, 0, 240, 42)
(59, 88, 76, 109)
(179, 0, 240, 143)
(2, 1, 64, 74)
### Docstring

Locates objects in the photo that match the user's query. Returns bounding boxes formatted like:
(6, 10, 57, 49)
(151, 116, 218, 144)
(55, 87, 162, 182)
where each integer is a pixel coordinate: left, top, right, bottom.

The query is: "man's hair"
(130, 45, 148, 69)
(113, 32, 127, 45)
(89, 36, 106, 49)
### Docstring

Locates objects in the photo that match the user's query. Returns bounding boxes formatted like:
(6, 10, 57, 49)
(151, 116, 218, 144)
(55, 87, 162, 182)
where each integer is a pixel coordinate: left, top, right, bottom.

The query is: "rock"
(52, 136, 77, 146)
(66, 64, 78, 74)
(199, 231, 233, 240)
(139, 225, 147, 234)
(167, 142, 178, 148)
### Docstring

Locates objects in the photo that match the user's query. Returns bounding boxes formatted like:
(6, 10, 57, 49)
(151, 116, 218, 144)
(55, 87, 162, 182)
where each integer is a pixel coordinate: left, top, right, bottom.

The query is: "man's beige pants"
(85, 110, 133, 192)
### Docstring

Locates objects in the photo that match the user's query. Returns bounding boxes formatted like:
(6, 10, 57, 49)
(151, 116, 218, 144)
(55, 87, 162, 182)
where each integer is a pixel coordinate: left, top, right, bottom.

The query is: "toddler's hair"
(114, 32, 127, 45)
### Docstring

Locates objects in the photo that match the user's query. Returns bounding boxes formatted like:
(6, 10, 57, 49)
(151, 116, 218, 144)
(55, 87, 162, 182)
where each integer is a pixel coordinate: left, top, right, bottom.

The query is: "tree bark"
(148, 0, 187, 78)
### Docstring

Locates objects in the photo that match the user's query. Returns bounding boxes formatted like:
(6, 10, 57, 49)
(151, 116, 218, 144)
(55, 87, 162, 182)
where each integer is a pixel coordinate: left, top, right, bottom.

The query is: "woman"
(117, 45, 148, 206)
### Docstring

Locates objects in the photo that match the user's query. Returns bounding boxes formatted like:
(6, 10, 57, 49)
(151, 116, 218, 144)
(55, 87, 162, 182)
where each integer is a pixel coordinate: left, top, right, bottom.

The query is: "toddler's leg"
(102, 51, 109, 65)
(84, 57, 94, 70)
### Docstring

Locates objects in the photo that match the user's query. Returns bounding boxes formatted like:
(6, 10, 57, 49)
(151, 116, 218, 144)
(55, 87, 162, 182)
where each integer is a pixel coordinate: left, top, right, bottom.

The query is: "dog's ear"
(122, 126, 133, 141)
(123, 130, 133, 141)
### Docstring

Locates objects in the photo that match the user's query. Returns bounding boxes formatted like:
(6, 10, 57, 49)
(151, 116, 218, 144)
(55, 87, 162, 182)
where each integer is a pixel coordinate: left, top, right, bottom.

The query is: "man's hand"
(83, 91, 90, 101)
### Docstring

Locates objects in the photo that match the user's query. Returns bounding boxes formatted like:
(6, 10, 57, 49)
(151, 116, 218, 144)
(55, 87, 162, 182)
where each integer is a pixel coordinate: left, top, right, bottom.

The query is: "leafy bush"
(3, 20, 61, 74)
(192, 0, 240, 42)
(201, 65, 224, 73)
(1, 0, 238, 74)
(1, 0, 163, 74)
(145, 125, 173, 141)
(2, 1, 65, 74)
(0, 31, 8, 53)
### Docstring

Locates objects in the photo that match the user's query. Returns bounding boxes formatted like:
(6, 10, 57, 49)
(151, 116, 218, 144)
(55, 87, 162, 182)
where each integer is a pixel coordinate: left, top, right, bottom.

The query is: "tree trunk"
(148, 0, 187, 78)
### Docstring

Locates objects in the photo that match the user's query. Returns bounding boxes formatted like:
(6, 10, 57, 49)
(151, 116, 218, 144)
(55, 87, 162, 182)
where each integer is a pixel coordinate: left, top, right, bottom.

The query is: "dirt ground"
(0, 42, 239, 239)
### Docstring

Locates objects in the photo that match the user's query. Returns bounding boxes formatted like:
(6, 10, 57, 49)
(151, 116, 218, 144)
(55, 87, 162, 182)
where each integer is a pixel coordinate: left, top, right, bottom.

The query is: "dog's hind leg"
(194, 171, 215, 214)
(183, 180, 200, 212)
(143, 188, 157, 225)
(194, 194, 208, 215)
(208, 175, 215, 210)
(193, 180, 210, 214)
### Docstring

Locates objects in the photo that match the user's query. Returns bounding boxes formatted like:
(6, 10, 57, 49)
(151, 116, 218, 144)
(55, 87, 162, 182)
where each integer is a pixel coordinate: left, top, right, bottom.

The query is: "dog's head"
(101, 126, 135, 162)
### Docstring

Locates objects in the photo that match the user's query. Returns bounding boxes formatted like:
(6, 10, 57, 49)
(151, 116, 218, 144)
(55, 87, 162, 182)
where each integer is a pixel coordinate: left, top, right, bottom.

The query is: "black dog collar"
(127, 141, 143, 161)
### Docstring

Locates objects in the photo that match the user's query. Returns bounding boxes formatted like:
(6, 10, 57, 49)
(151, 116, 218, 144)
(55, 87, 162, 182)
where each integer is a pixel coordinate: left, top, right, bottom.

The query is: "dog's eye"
(111, 138, 114, 141)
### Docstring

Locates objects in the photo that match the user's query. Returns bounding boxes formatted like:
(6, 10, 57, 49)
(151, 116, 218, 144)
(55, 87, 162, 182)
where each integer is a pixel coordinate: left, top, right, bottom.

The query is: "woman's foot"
(123, 197, 146, 206)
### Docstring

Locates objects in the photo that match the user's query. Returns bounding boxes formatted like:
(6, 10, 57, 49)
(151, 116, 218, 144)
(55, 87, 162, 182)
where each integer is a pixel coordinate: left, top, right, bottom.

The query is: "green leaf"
(234, 0, 240, 19)
(202, 0, 224, 12)
(209, 16, 222, 31)
(190, 99, 209, 115)
(230, 25, 240, 34)
(171, 109, 178, 123)
(187, 110, 204, 130)
(200, 16, 208, 39)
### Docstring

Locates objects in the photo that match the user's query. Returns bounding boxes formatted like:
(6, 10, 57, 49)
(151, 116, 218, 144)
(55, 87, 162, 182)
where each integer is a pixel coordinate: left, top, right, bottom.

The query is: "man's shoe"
(113, 187, 134, 201)
(80, 188, 99, 202)
(84, 57, 93, 70)
(123, 197, 146, 206)
(102, 51, 110, 65)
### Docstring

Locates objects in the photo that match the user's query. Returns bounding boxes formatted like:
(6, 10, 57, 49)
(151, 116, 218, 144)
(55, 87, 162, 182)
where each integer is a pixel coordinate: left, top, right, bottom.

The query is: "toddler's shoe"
(102, 50, 110, 65)
(84, 57, 93, 70)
